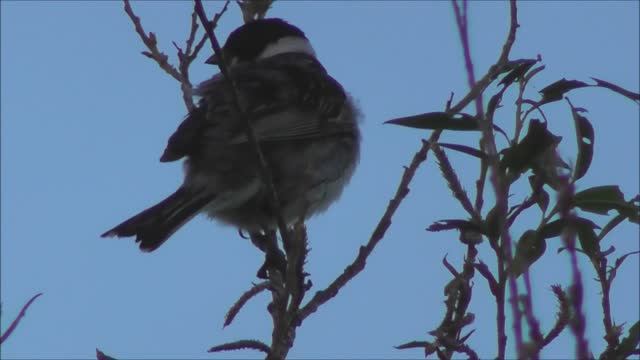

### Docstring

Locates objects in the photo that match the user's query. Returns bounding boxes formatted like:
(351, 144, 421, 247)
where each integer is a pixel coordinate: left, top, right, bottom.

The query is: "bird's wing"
(159, 53, 353, 163)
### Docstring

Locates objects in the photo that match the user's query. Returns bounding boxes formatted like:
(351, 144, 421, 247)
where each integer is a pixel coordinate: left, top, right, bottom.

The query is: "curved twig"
(0, 292, 43, 344)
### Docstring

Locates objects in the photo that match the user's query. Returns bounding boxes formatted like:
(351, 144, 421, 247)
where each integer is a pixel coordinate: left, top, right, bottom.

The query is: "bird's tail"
(101, 187, 215, 252)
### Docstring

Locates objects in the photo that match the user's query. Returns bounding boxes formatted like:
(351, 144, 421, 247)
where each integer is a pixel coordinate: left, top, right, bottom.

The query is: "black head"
(206, 18, 308, 65)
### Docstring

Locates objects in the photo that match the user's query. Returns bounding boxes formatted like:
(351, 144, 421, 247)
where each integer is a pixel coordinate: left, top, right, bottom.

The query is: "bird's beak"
(205, 54, 219, 65)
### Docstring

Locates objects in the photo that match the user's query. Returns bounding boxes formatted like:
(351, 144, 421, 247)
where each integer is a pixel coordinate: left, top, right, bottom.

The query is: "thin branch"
(451, 1, 520, 358)
(0, 293, 43, 344)
(193, 1, 291, 248)
(557, 177, 591, 359)
(431, 142, 479, 221)
(300, 0, 520, 332)
(188, 0, 230, 65)
(474, 261, 499, 296)
(123, 0, 184, 84)
(542, 285, 570, 347)
(123, 0, 231, 111)
(224, 281, 270, 327)
(522, 270, 544, 358)
(299, 136, 435, 321)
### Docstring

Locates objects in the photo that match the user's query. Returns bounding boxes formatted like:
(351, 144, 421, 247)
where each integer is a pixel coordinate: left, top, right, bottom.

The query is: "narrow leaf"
(208, 339, 270, 354)
(598, 213, 627, 241)
(539, 217, 600, 239)
(614, 250, 640, 271)
(524, 64, 546, 83)
(567, 99, 595, 180)
(438, 142, 487, 159)
(499, 58, 538, 88)
(529, 175, 549, 213)
(539, 79, 589, 105)
(511, 230, 546, 277)
(385, 112, 479, 131)
(395, 341, 432, 350)
(574, 185, 639, 220)
(591, 77, 640, 103)
(426, 219, 483, 233)
(616, 321, 640, 358)
(575, 221, 600, 260)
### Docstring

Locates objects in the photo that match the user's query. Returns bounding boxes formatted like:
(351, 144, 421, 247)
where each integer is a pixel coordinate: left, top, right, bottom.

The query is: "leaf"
(591, 77, 640, 103)
(426, 219, 483, 233)
(395, 341, 437, 357)
(437, 142, 487, 159)
(385, 112, 480, 131)
(539, 217, 601, 239)
(567, 99, 595, 180)
(538, 78, 589, 105)
(524, 64, 546, 84)
(597, 213, 627, 241)
(500, 119, 561, 176)
(499, 58, 538, 88)
(511, 230, 547, 277)
(485, 206, 504, 239)
(614, 250, 640, 270)
(575, 221, 600, 260)
(574, 186, 640, 221)
(529, 175, 549, 213)
(616, 321, 639, 358)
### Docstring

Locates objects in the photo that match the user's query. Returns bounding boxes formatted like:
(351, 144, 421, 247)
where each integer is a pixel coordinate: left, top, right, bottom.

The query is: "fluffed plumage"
(102, 19, 360, 251)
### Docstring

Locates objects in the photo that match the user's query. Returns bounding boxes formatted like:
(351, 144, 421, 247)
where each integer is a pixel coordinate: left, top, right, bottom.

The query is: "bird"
(101, 18, 361, 255)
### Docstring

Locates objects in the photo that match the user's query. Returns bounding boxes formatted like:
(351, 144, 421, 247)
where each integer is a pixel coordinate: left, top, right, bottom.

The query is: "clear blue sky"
(1, 1, 638, 359)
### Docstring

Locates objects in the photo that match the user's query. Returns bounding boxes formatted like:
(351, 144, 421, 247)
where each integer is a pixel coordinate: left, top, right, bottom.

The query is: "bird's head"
(205, 18, 316, 66)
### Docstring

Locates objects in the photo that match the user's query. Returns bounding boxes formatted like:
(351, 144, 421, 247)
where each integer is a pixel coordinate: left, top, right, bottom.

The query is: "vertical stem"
(496, 248, 507, 360)
(597, 258, 615, 344)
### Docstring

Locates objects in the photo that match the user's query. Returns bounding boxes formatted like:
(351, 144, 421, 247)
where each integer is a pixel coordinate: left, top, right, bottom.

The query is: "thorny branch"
(300, 0, 521, 327)
(557, 177, 591, 359)
(450, 0, 521, 358)
(193, 0, 292, 250)
(119, 1, 638, 359)
(192, 2, 309, 358)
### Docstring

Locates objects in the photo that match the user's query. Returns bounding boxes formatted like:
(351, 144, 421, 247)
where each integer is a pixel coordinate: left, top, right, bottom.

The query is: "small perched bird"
(102, 18, 360, 253)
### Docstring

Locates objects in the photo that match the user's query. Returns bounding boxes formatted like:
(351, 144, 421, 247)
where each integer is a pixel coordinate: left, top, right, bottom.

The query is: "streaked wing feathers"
(160, 53, 348, 162)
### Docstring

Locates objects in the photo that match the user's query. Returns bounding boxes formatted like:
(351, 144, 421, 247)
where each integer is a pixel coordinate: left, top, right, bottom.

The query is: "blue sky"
(1, 1, 638, 359)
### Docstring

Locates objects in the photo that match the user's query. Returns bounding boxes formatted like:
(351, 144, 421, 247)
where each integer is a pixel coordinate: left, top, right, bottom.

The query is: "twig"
(300, 0, 520, 334)
(474, 261, 499, 296)
(298, 136, 435, 321)
(521, 270, 544, 358)
(431, 142, 479, 221)
(0, 293, 43, 344)
(193, 0, 291, 249)
(451, 1, 520, 358)
(452, 0, 484, 120)
(123, 0, 183, 83)
(123, 0, 230, 111)
(224, 281, 270, 327)
(557, 177, 590, 359)
(541, 285, 570, 348)
(193, 4, 302, 358)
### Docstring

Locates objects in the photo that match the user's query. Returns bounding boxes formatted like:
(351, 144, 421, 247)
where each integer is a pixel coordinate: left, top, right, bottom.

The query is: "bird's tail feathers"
(101, 187, 215, 252)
